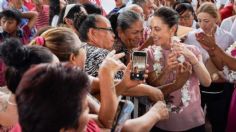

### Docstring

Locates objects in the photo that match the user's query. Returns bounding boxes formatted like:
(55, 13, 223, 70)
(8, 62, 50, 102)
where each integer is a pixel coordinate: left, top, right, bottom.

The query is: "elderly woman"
(114, 10, 144, 65)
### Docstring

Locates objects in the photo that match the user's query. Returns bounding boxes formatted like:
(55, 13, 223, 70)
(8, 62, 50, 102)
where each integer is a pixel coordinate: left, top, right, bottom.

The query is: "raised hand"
(151, 101, 169, 120)
(195, 32, 217, 51)
(121, 62, 148, 89)
(99, 50, 126, 75)
(176, 61, 192, 80)
(163, 52, 179, 72)
(173, 44, 198, 65)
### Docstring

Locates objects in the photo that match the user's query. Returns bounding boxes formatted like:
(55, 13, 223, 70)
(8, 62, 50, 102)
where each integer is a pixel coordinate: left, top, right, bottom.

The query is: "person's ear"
(69, 53, 78, 65)
(170, 25, 178, 36)
(117, 27, 125, 39)
(64, 18, 73, 26)
(88, 28, 98, 43)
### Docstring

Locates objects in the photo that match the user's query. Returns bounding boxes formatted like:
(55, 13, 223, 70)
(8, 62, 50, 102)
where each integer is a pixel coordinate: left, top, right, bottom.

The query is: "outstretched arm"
(122, 101, 168, 132)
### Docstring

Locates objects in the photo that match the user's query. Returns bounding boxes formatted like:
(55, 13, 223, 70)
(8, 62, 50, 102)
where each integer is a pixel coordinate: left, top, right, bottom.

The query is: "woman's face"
(119, 20, 144, 49)
(91, 17, 115, 50)
(197, 12, 217, 33)
(115, 0, 123, 7)
(150, 16, 175, 47)
(179, 10, 194, 27)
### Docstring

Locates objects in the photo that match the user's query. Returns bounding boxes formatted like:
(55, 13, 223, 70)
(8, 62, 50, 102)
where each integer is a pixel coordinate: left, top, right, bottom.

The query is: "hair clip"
(35, 36, 45, 46)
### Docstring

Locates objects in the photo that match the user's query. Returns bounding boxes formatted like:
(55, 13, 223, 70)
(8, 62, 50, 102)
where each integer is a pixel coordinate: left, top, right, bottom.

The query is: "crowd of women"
(0, 0, 236, 132)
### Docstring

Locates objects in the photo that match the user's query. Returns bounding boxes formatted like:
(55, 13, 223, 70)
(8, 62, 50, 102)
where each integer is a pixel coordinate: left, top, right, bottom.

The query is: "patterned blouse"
(85, 44, 123, 79)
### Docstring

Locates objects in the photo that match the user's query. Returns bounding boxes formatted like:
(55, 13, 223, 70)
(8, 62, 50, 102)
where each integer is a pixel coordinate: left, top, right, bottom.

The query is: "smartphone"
(130, 51, 147, 80)
(111, 100, 134, 132)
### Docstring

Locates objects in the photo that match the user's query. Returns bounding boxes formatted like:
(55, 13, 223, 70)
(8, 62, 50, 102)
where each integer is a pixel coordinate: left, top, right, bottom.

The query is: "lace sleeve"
(0, 87, 11, 112)
(222, 66, 236, 83)
(222, 42, 236, 83)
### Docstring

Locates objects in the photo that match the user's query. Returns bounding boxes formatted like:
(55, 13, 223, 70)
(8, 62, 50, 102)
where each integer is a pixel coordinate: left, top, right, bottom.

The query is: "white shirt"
(184, 26, 234, 63)
(221, 16, 235, 32)
(230, 18, 236, 41)
(192, 20, 198, 29)
(51, 15, 59, 27)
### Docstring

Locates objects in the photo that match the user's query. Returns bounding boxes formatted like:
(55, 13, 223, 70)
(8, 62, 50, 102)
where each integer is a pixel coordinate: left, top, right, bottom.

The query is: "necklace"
(152, 37, 191, 113)
(222, 42, 236, 82)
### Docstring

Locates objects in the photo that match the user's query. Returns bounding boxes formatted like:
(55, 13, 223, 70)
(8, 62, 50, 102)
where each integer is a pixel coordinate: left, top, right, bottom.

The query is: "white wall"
(101, 0, 116, 14)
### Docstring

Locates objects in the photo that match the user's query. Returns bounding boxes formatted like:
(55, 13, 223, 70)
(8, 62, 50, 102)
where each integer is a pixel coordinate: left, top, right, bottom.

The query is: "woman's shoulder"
(86, 45, 109, 58)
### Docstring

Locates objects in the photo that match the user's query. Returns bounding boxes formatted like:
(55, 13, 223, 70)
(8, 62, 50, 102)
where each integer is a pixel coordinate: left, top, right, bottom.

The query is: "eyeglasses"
(78, 43, 87, 50)
(73, 43, 87, 54)
(93, 27, 114, 33)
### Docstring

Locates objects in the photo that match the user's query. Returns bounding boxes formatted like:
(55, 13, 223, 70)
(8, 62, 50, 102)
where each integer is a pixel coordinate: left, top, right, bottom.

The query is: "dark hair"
(16, 63, 90, 132)
(117, 10, 143, 31)
(175, 3, 197, 21)
(83, 3, 102, 15)
(107, 12, 120, 38)
(0, 38, 54, 93)
(57, 4, 84, 26)
(77, 14, 99, 42)
(0, 9, 21, 24)
(172, 0, 191, 10)
(153, 7, 179, 28)
(49, 0, 60, 24)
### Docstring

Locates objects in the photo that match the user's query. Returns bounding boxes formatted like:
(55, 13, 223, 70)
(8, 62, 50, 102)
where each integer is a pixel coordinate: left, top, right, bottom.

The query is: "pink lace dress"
(147, 45, 205, 131)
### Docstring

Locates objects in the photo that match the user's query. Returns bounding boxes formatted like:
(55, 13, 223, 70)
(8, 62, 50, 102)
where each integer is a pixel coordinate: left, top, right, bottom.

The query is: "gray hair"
(124, 4, 143, 12)
(117, 10, 143, 31)
(132, 0, 148, 7)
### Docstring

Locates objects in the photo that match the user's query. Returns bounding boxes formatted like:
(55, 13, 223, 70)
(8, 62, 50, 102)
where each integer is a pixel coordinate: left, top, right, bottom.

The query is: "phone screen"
(131, 51, 147, 80)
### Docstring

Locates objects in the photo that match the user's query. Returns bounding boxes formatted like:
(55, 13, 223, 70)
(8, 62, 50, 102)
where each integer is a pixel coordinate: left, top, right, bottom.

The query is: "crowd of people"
(0, 0, 235, 132)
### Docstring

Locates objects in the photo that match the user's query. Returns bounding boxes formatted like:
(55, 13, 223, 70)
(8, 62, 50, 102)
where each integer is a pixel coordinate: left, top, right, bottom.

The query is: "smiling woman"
(184, 2, 235, 132)
(114, 10, 144, 65)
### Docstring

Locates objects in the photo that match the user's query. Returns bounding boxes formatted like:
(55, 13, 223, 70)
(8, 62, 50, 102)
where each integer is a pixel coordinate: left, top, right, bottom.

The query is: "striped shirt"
(32, 5, 49, 29)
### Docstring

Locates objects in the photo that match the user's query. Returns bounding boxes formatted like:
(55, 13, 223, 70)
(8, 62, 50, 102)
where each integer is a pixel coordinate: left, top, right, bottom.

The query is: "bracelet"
(209, 53, 216, 57)
(208, 46, 217, 57)
(192, 62, 200, 67)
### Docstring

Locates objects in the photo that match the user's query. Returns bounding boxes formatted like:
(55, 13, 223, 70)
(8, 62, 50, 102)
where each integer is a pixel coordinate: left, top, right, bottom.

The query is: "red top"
(32, 5, 49, 29)
(220, 3, 234, 21)
(10, 120, 100, 132)
(86, 120, 100, 132)
(23, 0, 35, 11)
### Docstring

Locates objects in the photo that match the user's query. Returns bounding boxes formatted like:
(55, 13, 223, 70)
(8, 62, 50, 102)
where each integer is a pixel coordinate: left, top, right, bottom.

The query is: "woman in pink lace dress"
(146, 7, 211, 132)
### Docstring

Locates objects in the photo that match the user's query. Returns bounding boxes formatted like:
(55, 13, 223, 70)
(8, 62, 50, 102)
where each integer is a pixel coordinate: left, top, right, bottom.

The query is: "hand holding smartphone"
(130, 51, 147, 80)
